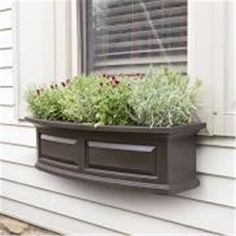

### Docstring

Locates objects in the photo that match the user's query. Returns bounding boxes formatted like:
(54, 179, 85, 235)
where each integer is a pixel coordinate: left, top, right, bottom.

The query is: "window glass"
(87, 0, 187, 75)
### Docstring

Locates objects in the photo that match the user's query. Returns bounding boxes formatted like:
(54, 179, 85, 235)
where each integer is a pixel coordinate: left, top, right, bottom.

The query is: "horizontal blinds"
(87, 0, 187, 74)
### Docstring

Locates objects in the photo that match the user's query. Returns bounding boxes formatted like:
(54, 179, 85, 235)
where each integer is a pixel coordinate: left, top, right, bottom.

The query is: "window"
(85, 0, 188, 75)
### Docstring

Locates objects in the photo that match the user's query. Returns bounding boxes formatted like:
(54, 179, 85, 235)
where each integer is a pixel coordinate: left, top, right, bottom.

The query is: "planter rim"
(26, 117, 206, 135)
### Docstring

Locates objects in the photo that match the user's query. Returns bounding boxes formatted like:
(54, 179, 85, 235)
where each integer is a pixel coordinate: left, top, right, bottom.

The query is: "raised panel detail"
(40, 134, 79, 166)
(86, 141, 156, 175)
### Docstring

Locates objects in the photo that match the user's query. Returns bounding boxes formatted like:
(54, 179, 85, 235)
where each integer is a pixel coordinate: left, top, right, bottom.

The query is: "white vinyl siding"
(0, 69, 12, 86)
(0, 30, 12, 48)
(0, 9, 11, 30)
(0, 2, 14, 112)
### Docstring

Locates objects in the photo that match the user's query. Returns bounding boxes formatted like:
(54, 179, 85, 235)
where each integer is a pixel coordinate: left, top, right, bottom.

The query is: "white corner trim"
(16, 1, 56, 119)
(188, 1, 235, 137)
(187, 1, 214, 135)
(70, 0, 79, 77)
(54, 1, 72, 80)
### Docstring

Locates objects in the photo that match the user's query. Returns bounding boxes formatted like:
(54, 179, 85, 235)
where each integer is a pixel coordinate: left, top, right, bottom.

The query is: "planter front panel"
(40, 134, 79, 166)
(86, 141, 157, 175)
(28, 118, 205, 194)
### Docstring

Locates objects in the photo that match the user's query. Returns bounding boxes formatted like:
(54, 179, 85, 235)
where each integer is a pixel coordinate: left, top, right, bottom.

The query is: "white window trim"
(224, 0, 236, 137)
(15, 0, 57, 118)
(15, 0, 75, 119)
(71, 0, 79, 77)
(188, 0, 235, 136)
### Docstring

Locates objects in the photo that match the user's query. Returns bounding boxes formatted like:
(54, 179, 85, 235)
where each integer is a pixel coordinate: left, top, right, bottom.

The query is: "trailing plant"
(27, 68, 201, 127)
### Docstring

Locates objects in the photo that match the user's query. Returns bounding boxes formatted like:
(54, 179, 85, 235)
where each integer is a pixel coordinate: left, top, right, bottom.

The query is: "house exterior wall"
(0, 1, 236, 235)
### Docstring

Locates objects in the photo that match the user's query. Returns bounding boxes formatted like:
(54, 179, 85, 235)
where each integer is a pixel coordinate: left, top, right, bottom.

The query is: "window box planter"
(26, 117, 205, 194)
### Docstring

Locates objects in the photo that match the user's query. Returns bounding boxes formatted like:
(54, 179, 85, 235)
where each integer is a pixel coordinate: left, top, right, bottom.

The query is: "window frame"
(79, 0, 188, 75)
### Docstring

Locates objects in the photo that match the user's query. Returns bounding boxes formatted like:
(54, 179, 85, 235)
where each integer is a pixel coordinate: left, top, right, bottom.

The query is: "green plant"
(27, 74, 134, 125)
(27, 85, 65, 120)
(60, 74, 101, 123)
(27, 68, 201, 127)
(129, 68, 201, 127)
(95, 76, 134, 125)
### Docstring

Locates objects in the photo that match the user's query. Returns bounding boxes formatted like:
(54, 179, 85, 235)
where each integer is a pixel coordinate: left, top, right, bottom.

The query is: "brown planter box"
(26, 117, 205, 194)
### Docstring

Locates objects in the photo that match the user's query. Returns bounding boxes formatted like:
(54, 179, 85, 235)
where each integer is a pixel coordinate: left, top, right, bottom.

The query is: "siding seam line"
(0, 104, 14, 106)
(0, 27, 12, 32)
(0, 105, 14, 108)
(0, 141, 35, 148)
(0, 8, 12, 13)
(197, 143, 236, 149)
(0, 47, 12, 50)
(0, 86, 13, 88)
(0, 122, 34, 128)
(0, 66, 13, 69)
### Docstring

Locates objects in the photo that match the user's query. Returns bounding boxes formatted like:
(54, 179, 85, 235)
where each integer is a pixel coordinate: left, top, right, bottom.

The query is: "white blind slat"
(102, 6, 187, 25)
(94, 64, 187, 75)
(96, 36, 186, 51)
(95, 47, 187, 59)
(96, 27, 187, 42)
(97, 16, 187, 35)
(106, 0, 187, 16)
(95, 55, 187, 67)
